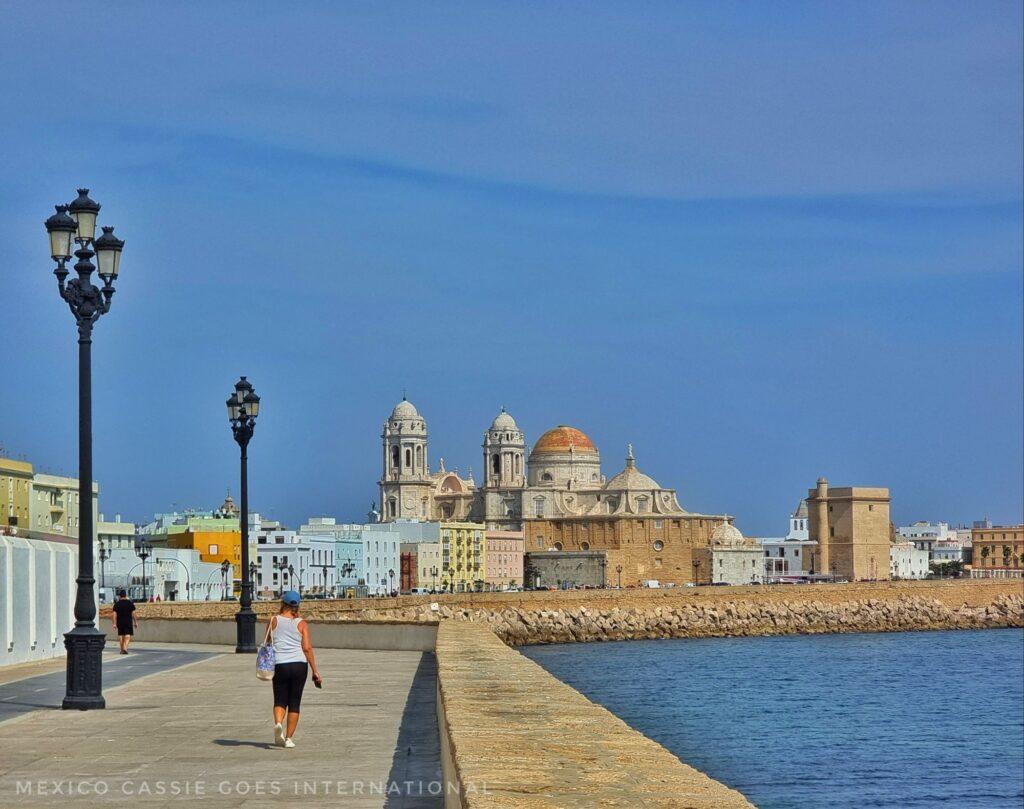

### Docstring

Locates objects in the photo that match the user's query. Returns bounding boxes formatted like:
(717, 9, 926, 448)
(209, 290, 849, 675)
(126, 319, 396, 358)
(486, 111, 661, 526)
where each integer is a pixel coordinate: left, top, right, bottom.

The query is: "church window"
(554, 542, 563, 551)
(391, 446, 399, 470)
(541, 472, 553, 482)
(405, 448, 412, 468)
(416, 445, 423, 470)
(653, 540, 664, 551)
(581, 542, 590, 550)
(534, 499, 545, 518)
(492, 454, 500, 474)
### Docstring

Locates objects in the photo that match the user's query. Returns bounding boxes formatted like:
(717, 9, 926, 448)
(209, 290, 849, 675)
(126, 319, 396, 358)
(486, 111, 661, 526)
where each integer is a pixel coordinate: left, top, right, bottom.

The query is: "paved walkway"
(0, 644, 442, 808)
(0, 647, 217, 723)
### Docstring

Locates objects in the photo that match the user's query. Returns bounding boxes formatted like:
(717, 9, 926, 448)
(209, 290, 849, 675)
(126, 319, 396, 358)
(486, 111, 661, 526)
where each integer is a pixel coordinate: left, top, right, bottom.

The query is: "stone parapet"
(434, 620, 754, 808)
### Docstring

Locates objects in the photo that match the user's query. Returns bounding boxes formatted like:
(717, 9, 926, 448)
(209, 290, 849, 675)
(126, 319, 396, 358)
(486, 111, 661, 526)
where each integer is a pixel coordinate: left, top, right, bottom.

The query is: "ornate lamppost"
(275, 558, 288, 597)
(615, 564, 623, 588)
(136, 539, 152, 602)
(388, 568, 395, 596)
(46, 189, 124, 711)
(220, 559, 230, 600)
(226, 377, 260, 652)
(97, 540, 109, 599)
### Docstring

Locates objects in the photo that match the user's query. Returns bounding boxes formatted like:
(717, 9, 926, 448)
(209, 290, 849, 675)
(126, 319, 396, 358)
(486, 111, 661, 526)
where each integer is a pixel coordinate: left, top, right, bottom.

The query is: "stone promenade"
(0, 644, 442, 809)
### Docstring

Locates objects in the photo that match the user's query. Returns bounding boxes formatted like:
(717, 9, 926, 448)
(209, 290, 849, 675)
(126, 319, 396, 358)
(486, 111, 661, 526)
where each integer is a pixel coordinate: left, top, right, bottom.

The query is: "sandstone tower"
(806, 477, 891, 581)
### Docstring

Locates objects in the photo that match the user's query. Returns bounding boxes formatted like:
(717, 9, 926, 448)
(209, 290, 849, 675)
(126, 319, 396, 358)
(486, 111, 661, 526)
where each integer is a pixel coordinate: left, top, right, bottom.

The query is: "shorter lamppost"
(274, 559, 288, 597)
(136, 539, 151, 602)
(98, 540, 109, 599)
(615, 564, 623, 588)
(388, 568, 395, 596)
(599, 557, 607, 589)
(288, 564, 296, 595)
(220, 560, 230, 600)
(430, 565, 438, 592)
(692, 559, 701, 586)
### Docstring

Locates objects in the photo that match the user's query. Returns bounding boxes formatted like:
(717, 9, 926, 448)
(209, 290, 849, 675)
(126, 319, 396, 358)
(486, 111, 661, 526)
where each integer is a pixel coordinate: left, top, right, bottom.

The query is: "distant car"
(710, 581, 731, 586)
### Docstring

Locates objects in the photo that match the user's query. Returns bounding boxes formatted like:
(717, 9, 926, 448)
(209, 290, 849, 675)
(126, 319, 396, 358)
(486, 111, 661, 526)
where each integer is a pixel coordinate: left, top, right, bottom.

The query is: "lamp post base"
(62, 627, 106, 710)
(235, 608, 257, 654)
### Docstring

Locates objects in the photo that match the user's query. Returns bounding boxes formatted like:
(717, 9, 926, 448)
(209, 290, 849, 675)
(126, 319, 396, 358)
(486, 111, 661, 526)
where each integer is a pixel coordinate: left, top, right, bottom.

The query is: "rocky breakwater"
(426, 592, 1024, 646)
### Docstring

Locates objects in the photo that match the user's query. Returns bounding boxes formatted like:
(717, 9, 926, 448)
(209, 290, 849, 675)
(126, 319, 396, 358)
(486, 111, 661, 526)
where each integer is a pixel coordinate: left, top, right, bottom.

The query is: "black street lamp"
(220, 559, 230, 600)
(136, 539, 152, 602)
(226, 376, 260, 653)
(98, 540, 109, 598)
(47, 189, 124, 711)
(388, 568, 395, 596)
(616, 564, 623, 588)
(275, 558, 288, 597)
(430, 565, 438, 592)
(599, 557, 607, 589)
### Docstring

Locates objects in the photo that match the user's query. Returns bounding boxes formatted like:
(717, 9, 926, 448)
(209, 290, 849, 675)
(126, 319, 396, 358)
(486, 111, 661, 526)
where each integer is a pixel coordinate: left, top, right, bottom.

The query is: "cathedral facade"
(378, 397, 732, 585)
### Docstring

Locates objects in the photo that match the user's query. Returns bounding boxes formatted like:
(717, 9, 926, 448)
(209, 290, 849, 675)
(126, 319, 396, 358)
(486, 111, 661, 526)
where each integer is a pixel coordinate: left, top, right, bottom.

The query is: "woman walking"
(267, 590, 323, 748)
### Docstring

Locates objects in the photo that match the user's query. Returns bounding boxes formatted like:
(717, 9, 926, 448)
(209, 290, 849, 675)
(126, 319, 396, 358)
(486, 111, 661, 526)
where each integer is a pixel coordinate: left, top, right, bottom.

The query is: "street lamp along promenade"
(135, 538, 152, 602)
(227, 377, 260, 652)
(46, 189, 125, 711)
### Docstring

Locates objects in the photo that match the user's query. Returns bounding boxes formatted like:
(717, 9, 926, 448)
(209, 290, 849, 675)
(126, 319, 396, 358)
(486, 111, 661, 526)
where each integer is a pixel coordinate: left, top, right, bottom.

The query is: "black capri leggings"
(272, 662, 308, 712)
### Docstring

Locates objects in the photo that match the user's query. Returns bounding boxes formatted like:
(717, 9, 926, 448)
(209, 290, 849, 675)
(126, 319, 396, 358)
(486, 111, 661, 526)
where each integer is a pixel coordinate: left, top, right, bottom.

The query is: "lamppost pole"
(98, 540, 108, 598)
(46, 189, 124, 711)
(227, 377, 260, 653)
(616, 564, 622, 588)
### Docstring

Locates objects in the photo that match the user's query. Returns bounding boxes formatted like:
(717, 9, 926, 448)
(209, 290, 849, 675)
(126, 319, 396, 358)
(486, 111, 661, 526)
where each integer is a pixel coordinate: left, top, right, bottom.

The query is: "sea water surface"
(521, 629, 1024, 809)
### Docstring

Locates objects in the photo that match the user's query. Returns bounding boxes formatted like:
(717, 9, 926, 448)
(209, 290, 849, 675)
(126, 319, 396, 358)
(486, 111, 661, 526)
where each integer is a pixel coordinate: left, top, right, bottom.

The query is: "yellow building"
(160, 516, 248, 591)
(439, 521, 487, 593)
(970, 525, 1023, 578)
(0, 458, 33, 531)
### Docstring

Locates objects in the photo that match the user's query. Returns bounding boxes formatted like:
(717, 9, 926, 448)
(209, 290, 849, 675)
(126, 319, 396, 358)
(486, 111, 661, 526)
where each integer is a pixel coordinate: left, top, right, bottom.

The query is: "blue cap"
(282, 590, 301, 606)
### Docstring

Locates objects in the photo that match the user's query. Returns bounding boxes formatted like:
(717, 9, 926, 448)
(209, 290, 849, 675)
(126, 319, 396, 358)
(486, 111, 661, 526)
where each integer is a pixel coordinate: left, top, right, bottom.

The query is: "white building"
(254, 525, 336, 598)
(98, 543, 226, 601)
(890, 542, 930, 580)
(759, 500, 816, 580)
(695, 524, 763, 585)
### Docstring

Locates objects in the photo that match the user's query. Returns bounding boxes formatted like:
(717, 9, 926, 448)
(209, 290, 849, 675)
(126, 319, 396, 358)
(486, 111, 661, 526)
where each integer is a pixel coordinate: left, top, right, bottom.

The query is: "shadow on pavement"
(384, 652, 443, 808)
(214, 739, 277, 750)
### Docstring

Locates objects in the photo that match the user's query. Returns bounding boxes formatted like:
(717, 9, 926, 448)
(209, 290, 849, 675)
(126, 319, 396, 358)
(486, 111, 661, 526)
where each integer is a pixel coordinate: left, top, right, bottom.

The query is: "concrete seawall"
(434, 621, 754, 809)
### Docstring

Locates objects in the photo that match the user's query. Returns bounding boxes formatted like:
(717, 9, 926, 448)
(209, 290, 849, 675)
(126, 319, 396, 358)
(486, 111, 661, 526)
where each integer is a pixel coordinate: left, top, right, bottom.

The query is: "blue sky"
(1, 2, 1021, 535)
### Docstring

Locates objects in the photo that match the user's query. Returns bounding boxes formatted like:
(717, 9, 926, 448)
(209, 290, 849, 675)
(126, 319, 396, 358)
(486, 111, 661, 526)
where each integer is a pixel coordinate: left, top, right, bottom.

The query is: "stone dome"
(390, 398, 420, 420)
(490, 407, 518, 431)
(711, 522, 747, 547)
(605, 445, 661, 490)
(531, 426, 598, 455)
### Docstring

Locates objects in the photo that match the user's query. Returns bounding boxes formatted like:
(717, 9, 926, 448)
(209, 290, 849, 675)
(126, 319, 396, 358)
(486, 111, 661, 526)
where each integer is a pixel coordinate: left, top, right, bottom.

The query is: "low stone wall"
(434, 620, 754, 808)
(115, 581, 1024, 647)
(103, 618, 437, 652)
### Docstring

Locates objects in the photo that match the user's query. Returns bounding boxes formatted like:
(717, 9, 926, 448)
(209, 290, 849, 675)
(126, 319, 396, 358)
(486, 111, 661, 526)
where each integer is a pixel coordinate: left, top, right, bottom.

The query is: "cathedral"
(377, 397, 732, 585)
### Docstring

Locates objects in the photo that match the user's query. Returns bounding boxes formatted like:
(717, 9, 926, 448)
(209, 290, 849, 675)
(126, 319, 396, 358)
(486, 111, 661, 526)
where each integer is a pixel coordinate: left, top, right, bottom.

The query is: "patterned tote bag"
(256, 618, 276, 681)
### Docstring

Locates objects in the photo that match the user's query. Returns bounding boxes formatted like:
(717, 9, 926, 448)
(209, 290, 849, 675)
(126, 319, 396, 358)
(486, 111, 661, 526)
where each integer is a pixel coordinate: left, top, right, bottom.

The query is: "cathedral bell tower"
(379, 397, 431, 521)
(480, 407, 526, 529)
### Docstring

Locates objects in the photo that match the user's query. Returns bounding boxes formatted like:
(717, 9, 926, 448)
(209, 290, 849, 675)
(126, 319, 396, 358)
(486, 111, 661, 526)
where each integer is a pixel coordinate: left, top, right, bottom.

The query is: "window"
(553, 542, 563, 551)
(830, 527, 835, 537)
(209, 543, 220, 555)
(653, 540, 664, 551)
(868, 505, 874, 512)
(654, 520, 663, 529)
(581, 542, 590, 550)
(534, 499, 545, 518)
(541, 472, 553, 482)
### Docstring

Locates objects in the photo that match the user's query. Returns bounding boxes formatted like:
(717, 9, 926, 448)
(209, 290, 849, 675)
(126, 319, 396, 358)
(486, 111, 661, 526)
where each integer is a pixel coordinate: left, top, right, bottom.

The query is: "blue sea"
(521, 629, 1024, 808)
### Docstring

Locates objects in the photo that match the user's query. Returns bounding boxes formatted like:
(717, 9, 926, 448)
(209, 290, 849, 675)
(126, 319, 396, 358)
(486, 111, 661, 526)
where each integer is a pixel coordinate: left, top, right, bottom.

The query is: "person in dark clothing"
(111, 590, 137, 654)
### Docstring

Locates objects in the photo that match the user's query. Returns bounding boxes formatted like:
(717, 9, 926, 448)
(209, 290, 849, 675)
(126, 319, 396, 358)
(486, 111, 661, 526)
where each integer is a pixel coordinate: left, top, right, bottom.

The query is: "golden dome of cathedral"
(531, 425, 598, 455)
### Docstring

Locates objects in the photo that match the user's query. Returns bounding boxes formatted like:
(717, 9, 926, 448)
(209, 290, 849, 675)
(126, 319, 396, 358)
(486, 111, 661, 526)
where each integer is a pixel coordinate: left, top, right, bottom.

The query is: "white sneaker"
(274, 723, 285, 747)
(284, 738, 295, 748)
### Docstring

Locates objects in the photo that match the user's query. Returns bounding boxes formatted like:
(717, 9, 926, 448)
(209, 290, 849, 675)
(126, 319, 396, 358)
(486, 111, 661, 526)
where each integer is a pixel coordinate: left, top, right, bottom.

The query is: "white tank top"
(272, 616, 306, 664)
